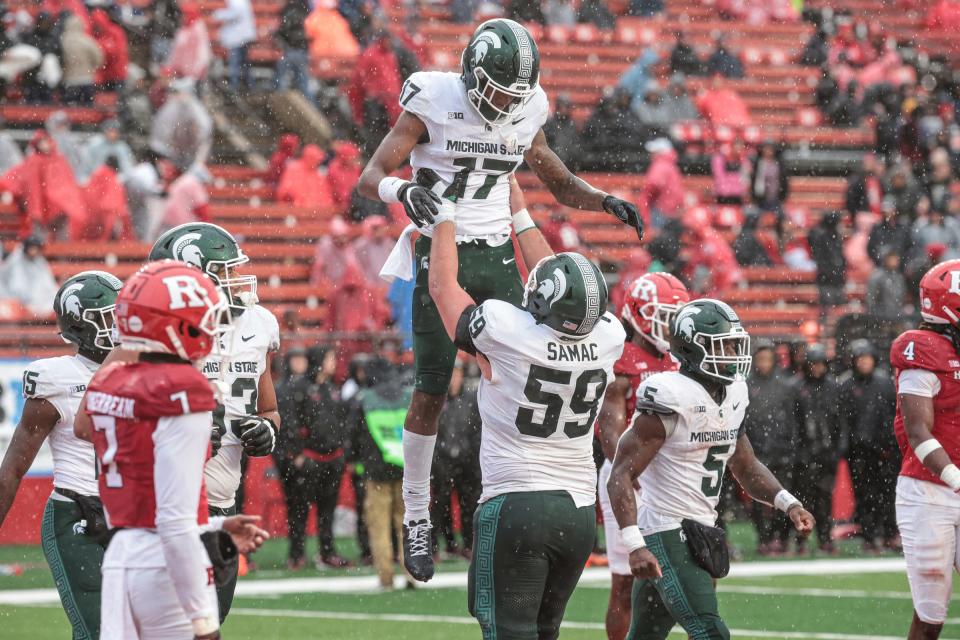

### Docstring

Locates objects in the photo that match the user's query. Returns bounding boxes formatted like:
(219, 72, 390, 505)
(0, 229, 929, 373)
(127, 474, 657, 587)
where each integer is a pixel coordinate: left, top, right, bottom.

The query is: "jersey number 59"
(515, 364, 608, 439)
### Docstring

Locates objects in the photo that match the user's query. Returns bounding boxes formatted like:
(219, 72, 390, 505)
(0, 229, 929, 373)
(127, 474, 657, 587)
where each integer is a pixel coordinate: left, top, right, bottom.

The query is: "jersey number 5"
(516, 364, 608, 439)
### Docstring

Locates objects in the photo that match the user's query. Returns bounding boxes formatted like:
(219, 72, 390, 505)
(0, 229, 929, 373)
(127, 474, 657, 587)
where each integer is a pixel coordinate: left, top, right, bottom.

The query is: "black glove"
(603, 195, 644, 241)
(194, 631, 221, 640)
(398, 182, 442, 228)
(210, 403, 226, 457)
(239, 415, 276, 457)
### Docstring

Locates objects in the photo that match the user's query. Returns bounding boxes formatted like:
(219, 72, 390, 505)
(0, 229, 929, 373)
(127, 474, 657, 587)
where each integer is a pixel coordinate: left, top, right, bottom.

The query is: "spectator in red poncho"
(926, 0, 960, 30)
(352, 215, 393, 287)
(277, 144, 335, 209)
(91, 8, 128, 90)
(640, 138, 684, 228)
(310, 217, 359, 287)
(0, 131, 87, 240)
(82, 157, 132, 240)
(267, 133, 301, 193)
(327, 262, 391, 380)
(156, 165, 210, 238)
(696, 76, 752, 128)
(681, 210, 743, 294)
(164, 3, 212, 82)
(346, 31, 403, 128)
(328, 141, 363, 214)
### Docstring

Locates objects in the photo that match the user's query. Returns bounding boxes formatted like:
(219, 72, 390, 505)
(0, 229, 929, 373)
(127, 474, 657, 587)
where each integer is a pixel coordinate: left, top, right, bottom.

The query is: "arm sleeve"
(453, 304, 479, 356)
(154, 412, 219, 628)
(898, 368, 942, 398)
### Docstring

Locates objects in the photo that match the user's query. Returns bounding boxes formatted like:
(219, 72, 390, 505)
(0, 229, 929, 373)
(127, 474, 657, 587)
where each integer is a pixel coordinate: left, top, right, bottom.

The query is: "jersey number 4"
(516, 364, 608, 439)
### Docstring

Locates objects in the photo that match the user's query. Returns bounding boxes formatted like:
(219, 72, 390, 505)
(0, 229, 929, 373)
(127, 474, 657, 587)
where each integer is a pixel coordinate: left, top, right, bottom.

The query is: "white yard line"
(0, 557, 911, 604)
(229, 607, 950, 640)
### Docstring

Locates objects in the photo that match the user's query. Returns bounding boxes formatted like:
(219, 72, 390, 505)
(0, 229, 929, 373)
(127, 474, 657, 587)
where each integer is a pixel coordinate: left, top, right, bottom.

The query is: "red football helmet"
(115, 260, 232, 362)
(621, 272, 691, 354)
(920, 259, 960, 325)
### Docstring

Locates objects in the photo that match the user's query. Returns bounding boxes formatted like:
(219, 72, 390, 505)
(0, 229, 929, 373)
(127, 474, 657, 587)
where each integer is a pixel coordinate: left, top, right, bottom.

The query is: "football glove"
(239, 416, 276, 457)
(603, 195, 644, 242)
(398, 182, 442, 228)
(211, 403, 226, 458)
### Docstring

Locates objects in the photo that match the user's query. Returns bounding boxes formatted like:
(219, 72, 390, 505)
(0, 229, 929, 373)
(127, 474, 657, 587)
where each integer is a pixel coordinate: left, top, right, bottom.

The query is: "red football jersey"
(891, 329, 960, 486)
(88, 361, 217, 529)
(615, 340, 679, 419)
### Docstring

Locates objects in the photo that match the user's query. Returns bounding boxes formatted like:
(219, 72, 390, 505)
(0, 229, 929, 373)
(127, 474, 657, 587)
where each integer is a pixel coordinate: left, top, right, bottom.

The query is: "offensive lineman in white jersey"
(427, 194, 626, 638)
(608, 299, 815, 639)
(148, 222, 281, 621)
(0, 271, 121, 640)
(358, 16, 644, 582)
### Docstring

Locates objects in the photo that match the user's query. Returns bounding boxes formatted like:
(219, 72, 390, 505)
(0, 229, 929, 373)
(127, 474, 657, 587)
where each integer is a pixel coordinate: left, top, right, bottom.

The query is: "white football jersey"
(22, 354, 100, 496)
(400, 71, 549, 239)
(467, 300, 625, 507)
(633, 372, 749, 534)
(200, 304, 279, 508)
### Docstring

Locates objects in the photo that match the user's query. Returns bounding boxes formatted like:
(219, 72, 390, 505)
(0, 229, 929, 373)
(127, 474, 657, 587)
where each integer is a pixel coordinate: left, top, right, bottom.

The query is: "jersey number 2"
(516, 364, 608, 439)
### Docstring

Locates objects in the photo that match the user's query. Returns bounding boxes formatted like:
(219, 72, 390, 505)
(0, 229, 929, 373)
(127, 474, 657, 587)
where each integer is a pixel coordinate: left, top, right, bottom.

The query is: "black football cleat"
(403, 519, 435, 582)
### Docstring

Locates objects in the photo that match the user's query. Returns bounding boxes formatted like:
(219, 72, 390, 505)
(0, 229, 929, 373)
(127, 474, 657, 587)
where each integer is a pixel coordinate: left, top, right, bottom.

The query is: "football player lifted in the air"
(596, 272, 690, 640)
(148, 222, 281, 620)
(88, 261, 268, 640)
(426, 190, 626, 639)
(889, 259, 960, 640)
(0, 271, 121, 640)
(608, 299, 814, 640)
(357, 17, 644, 581)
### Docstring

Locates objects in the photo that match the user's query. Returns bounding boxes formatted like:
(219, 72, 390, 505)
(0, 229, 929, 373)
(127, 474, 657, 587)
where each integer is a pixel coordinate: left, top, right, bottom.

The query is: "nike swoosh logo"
(502, 257, 515, 265)
(733, 403, 741, 411)
(241, 335, 255, 342)
(511, 116, 526, 125)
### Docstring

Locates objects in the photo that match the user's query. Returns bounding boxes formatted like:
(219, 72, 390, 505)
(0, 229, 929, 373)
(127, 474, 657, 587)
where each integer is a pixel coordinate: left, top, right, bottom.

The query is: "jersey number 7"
(515, 364, 608, 439)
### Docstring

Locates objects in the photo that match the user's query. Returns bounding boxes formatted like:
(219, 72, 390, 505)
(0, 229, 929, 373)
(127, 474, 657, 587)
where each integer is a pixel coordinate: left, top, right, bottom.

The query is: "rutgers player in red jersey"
(596, 272, 690, 640)
(891, 259, 960, 640)
(87, 261, 269, 640)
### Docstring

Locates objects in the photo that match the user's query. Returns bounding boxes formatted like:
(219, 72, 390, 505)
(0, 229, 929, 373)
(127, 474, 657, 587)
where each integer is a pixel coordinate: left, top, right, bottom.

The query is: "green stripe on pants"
(41, 498, 104, 640)
(470, 495, 505, 639)
(627, 528, 729, 640)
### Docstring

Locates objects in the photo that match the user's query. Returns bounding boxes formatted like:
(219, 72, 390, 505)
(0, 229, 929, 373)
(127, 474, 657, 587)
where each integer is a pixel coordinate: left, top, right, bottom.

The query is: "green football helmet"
(149, 222, 257, 314)
(54, 270, 122, 360)
(461, 18, 540, 125)
(670, 299, 752, 385)
(523, 252, 608, 338)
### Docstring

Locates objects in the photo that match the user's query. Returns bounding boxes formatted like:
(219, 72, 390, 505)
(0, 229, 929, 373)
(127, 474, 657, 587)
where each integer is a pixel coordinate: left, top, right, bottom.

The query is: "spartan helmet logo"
(171, 232, 205, 269)
(675, 306, 701, 342)
(537, 267, 568, 308)
(60, 282, 85, 319)
(473, 32, 501, 66)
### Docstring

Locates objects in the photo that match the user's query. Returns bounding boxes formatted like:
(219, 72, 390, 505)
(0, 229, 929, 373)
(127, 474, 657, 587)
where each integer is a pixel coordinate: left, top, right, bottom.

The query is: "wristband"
(774, 489, 802, 513)
(512, 208, 536, 235)
(915, 438, 944, 463)
(378, 177, 409, 204)
(941, 464, 960, 491)
(191, 616, 219, 637)
(620, 525, 646, 552)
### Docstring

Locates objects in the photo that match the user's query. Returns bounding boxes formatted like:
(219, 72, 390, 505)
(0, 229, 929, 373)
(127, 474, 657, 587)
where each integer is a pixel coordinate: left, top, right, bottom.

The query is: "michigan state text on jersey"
(356, 17, 644, 583)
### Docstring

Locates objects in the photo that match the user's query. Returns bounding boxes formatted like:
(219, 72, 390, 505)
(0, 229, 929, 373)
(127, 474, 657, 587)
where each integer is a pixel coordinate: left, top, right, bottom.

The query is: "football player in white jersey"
(358, 17, 644, 581)
(427, 200, 626, 638)
(0, 270, 121, 640)
(148, 222, 280, 621)
(608, 299, 814, 640)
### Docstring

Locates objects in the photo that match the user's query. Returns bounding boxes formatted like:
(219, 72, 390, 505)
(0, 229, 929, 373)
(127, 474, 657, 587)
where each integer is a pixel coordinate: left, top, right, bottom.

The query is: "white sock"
(402, 430, 437, 524)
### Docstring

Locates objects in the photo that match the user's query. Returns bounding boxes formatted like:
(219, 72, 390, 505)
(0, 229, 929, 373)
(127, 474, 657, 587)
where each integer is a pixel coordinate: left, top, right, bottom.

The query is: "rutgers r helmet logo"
(949, 271, 960, 295)
(162, 275, 208, 310)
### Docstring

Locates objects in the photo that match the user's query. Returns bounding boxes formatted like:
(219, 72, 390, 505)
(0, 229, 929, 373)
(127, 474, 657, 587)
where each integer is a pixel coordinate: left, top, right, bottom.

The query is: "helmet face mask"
(205, 255, 258, 311)
(621, 273, 691, 354)
(638, 300, 682, 353)
(467, 66, 534, 125)
(82, 305, 117, 351)
(695, 330, 752, 383)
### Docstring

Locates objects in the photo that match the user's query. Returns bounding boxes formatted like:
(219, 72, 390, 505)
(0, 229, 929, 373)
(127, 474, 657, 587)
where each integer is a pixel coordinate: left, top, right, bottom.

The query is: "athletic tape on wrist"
(378, 177, 408, 204)
(620, 525, 646, 552)
(512, 208, 536, 235)
(191, 616, 219, 637)
(941, 464, 960, 491)
(774, 489, 801, 513)
(915, 438, 944, 463)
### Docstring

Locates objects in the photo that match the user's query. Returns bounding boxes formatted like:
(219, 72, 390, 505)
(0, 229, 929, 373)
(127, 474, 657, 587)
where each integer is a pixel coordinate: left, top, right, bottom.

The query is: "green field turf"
(0, 525, 955, 639)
